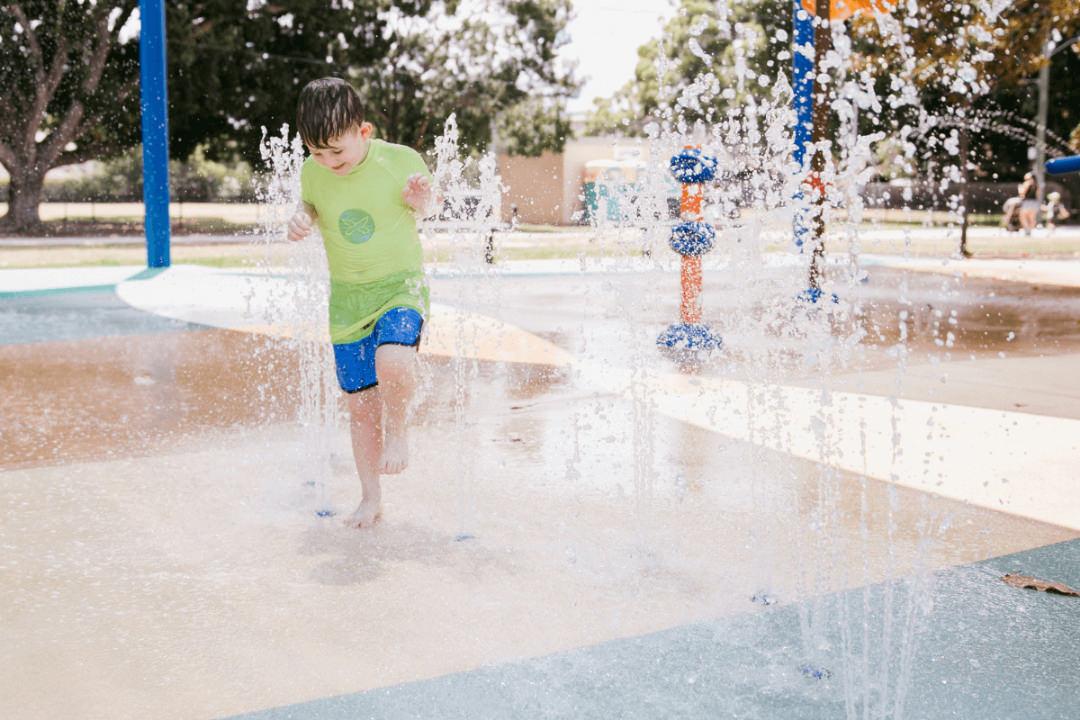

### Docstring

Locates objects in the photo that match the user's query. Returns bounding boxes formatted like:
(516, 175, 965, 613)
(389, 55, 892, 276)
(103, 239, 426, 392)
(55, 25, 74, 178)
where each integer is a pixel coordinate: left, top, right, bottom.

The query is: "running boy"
(288, 77, 434, 529)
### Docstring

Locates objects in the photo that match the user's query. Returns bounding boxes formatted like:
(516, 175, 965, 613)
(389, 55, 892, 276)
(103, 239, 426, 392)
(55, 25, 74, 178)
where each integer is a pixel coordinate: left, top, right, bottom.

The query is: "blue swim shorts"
(332, 307, 424, 393)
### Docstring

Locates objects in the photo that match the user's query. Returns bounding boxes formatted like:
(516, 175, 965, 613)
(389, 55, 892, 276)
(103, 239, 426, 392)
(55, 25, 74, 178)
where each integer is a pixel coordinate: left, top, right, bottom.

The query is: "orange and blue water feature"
(657, 146, 722, 352)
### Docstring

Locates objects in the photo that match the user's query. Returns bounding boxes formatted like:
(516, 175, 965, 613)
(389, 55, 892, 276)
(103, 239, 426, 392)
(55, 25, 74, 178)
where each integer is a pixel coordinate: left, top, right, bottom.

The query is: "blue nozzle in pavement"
(800, 664, 833, 681)
(798, 287, 839, 305)
(670, 222, 716, 257)
(670, 148, 719, 184)
(1046, 155, 1080, 176)
(657, 323, 723, 351)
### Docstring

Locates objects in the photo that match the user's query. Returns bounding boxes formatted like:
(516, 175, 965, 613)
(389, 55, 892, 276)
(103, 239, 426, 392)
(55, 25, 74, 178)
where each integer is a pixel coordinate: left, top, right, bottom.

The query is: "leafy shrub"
(1, 145, 255, 203)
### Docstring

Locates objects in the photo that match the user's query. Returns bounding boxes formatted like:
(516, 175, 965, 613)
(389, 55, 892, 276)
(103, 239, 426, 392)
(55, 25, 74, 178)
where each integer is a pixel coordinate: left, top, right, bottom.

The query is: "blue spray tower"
(792, 0, 893, 303)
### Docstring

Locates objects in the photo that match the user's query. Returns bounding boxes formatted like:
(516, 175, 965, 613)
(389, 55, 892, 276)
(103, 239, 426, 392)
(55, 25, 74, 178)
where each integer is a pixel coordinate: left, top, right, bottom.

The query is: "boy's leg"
(345, 386, 383, 528)
(375, 344, 417, 474)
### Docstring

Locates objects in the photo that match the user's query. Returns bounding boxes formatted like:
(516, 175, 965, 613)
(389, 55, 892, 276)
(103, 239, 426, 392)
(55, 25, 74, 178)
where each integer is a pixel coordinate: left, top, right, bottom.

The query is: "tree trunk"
(1, 168, 46, 234)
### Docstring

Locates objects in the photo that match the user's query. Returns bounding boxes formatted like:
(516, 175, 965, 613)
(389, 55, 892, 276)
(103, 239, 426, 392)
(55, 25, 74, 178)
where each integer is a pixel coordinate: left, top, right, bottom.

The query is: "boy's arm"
(288, 201, 318, 242)
(401, 148, 437, 217)
(403, 174, 436, 217)
(291, 161, 320, 241)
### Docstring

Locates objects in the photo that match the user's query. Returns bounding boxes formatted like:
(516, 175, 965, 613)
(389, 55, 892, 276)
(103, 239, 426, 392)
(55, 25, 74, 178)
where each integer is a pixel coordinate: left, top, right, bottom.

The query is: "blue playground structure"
(139, 0, 171, 268)
(1046, 155, 1080, 176)
(791, 3, 815, 171)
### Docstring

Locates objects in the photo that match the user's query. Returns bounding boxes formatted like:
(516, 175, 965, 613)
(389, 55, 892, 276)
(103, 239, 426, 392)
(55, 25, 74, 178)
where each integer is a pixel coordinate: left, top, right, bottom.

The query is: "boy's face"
(307, 121, 374, 175)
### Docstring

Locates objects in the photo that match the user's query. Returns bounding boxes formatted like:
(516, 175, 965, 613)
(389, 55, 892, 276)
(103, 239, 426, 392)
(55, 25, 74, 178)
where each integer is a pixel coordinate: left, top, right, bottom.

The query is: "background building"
(497, 136, 659, 226)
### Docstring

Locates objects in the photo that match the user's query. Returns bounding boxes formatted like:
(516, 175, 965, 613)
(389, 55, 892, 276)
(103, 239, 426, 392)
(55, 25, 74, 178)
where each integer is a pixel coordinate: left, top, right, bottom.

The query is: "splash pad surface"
(2, 260, 1079, 719)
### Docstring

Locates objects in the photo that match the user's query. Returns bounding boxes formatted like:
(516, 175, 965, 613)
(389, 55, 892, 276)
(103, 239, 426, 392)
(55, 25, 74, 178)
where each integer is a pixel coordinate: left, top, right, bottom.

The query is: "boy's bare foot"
(343, 500, 382, 529)
(381, 431, 409, 475)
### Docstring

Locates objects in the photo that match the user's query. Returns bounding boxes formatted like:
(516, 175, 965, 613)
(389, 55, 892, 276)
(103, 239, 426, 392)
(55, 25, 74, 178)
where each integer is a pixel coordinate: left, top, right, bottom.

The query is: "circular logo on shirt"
(338, 209, 375, 244)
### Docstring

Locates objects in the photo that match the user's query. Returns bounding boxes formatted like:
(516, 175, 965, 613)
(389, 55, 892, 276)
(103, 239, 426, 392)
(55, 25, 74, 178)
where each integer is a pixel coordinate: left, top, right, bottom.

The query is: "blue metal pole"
(792, 1, 815, 168)
(792, 1, 815, 249)
(140, 0, 171, 268)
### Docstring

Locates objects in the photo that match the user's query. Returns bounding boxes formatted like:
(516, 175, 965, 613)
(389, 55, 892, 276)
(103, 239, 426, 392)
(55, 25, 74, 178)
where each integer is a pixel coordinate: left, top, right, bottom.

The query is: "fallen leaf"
(1002, 574, 1080, 597)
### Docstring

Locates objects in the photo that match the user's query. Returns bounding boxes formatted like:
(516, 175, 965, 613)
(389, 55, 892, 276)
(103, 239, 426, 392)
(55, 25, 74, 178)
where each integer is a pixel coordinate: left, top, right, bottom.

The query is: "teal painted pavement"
(0, 281, 196, 345)
(229, 539, 1080, 720)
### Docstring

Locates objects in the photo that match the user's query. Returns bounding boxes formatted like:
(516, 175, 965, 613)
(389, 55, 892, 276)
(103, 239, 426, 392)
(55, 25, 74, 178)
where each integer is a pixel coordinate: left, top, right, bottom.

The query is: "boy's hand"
(403, 174, 433, 214)
(287, 209, 313, 242)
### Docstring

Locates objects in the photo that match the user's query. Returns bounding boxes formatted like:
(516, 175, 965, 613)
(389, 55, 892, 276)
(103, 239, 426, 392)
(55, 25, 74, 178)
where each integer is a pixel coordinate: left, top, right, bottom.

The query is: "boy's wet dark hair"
(296, 77, 365, 149)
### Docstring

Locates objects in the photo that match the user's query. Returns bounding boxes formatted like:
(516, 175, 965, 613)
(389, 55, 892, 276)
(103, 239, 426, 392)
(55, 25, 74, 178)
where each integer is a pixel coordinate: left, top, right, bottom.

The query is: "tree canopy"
(0, 0, 578, 231)
(849, 0, 1080, 179)
(584, 0, 789, 136)
(349, 0, 578, 154)
(585, 0, 1080, 182)
(168, 0, 577, 160)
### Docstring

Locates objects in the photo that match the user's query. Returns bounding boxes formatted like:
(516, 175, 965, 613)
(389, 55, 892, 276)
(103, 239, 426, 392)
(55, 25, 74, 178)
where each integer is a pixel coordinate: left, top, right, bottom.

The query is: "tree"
(0, 0, 407, 232)
(0, 0, 140, 232)
(1, 0, 578, 233)
(590, 0, 1079, 174)
(584, 0, 788, 136)
(350, 0, 579, 154)
(845, 0, 1008, 255)
(496, 97, 573, 157)
(169, 0, 577, 157)
(849, 0, 1080, 180)
(991, 0, 1080, 176)
(164, 0, 422, 163)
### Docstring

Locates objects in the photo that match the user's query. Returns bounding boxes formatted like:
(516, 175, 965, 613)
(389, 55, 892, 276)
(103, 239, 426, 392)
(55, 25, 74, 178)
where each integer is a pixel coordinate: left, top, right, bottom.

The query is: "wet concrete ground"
(1, 260, 1078, 718)
(4, 265, 1079, 466)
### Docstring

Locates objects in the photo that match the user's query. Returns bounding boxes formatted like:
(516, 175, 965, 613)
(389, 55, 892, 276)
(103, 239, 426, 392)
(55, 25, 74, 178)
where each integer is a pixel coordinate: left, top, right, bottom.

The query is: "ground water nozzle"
(800, 664, 833, 681)
(797, 287, 840, 305)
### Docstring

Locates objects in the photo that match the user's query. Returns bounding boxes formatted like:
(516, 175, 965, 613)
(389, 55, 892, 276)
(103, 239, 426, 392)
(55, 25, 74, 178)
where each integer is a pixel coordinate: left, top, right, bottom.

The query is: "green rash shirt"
(300, 139, 432, 344)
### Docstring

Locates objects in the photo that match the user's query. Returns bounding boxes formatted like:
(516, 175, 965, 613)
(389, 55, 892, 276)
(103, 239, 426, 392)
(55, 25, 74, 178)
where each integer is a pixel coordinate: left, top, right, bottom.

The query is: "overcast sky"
(563, 0, 678, 113)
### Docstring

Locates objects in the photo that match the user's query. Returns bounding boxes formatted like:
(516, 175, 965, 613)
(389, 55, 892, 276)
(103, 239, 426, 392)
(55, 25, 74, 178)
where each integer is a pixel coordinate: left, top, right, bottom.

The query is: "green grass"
(489, 245, 644, 262)
(4, 219, 1080, 270)
(177, 256, 260, 268)
(861, 218, 1007, 231)
(0, 256, 261, 270)
(0, 217, 258, 238)
(512, 223, 567, 234)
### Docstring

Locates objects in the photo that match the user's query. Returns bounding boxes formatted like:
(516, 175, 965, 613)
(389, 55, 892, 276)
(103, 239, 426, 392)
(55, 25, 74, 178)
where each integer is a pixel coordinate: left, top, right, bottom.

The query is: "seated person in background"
(1043, 191, 1070, 229)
